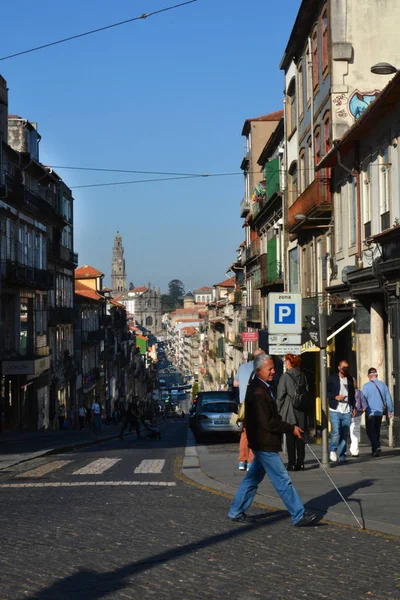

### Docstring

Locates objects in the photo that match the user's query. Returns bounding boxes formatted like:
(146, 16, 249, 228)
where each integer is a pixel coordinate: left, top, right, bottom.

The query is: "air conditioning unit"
(0, 183, 8, 198)
(341, 265, 357, 284)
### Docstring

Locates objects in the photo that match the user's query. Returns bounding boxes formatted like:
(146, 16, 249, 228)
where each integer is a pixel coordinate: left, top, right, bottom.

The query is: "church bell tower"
(111, 231, 127, 295)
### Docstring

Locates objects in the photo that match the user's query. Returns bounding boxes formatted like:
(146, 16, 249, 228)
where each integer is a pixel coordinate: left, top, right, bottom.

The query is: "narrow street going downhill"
(0, 419, 399, 600)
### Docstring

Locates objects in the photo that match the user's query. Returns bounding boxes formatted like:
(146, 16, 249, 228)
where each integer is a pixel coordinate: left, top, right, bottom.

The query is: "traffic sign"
(268, 293, 302, 334)
(268, 334, 302, 345)
(269, 344, 301, 356)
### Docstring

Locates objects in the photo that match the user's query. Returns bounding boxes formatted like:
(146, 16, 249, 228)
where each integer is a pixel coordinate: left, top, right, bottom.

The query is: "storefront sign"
(241, 332, 258, 342)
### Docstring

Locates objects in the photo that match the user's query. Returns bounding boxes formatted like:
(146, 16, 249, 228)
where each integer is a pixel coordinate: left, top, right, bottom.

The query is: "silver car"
(192, 399, 242, 442)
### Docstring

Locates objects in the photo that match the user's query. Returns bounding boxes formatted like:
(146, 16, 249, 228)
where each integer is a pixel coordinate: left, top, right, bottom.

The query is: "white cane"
(306, 443, 364, 530)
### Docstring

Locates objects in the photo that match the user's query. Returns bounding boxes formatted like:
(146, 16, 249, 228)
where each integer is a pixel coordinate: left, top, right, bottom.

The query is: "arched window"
(312, 28, 319, 89)
(298, 61, 304, 120)
(146, 316, 153, 327)
(287, 77, 297, 136)
(322, 11, 329, 73)
(288, 161, 298, 206)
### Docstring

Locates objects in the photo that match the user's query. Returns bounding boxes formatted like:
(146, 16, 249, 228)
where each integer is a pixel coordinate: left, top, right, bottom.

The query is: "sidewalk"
(0, 424, 127, 471)
(182, 430, 400, 536)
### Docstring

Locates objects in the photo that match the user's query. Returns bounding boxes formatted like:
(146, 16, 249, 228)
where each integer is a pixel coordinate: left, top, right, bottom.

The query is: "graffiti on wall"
(332, 90, 381, 120)
(349, 90, 380, 120)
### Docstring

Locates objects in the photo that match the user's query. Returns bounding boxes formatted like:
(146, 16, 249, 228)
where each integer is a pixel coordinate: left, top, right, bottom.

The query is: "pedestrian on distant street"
(78, 406, 87, 431)
(228, 354, 320, 527)
(362, 368, 393, 457)
(327, 360, 356, 464)
(119, 403, 142, 439)
(57, 404, 66, 430)
(277, 354, 310, 471)
(234, 349, 265, 471)
(91, 398, 102, 435)
(349, 382, 367, 457)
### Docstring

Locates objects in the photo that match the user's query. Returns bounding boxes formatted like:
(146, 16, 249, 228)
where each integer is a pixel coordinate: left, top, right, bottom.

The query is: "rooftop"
(242, 110, 284, 136)
(75, 280, 104, 302)
(75, 265, 104, 279)
(214, 276, 236, 288)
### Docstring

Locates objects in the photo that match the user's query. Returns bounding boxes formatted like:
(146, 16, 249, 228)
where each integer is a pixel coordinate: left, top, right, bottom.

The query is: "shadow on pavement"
(304, 478, 375, 524)
(25, 512, 287, 600)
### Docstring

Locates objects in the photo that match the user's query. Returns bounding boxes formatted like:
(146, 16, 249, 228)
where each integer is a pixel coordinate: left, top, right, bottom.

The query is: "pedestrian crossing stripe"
(0, 481, 176, 488)
(134, 459, 165, 474)
(16, 460, 73, 478)
(72, 458, 121, 475)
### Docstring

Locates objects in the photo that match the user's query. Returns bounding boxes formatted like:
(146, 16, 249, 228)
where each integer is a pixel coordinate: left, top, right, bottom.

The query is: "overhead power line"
(70, 173, 240, 189)
(0, 0, 198, 62)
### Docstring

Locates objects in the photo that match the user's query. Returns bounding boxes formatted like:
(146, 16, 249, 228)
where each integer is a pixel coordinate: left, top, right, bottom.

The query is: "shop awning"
(301, 317, 355, 353)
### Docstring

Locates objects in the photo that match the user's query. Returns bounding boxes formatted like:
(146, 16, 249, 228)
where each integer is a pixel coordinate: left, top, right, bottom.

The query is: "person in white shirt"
(78, 406, 87, 431)
(91, 399, 102, 434)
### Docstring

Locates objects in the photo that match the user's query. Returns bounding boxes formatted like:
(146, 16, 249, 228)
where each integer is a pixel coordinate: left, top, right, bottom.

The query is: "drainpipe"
(308, 38, 315, 177)
(282, 94, 288, 291)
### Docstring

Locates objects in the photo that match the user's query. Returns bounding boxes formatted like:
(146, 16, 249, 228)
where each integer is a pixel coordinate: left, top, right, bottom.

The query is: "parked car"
(191, 392, 242, 442)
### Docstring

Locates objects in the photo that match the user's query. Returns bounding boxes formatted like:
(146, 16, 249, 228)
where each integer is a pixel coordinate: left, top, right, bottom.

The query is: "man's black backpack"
(287, 372, 310, 412)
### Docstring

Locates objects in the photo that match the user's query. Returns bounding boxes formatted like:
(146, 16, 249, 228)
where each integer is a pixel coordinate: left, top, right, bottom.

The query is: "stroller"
(143, 420, 161, 440)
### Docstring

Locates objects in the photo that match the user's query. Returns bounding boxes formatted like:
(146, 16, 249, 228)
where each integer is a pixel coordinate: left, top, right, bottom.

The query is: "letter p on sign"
(275, 303, 295, 324)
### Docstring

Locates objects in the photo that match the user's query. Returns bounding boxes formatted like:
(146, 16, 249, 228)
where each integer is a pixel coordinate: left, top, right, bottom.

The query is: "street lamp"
(371, 62, 399, 75)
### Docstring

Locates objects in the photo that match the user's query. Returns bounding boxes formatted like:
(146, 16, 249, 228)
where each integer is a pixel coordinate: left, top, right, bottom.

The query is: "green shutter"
(267, 237, 278, 282)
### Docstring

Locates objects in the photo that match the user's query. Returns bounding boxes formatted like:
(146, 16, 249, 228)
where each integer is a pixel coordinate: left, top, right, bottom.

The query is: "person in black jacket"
(277, 354, 310, 471)
(327, 360, 356, 463)
(228, 354, 320, 527)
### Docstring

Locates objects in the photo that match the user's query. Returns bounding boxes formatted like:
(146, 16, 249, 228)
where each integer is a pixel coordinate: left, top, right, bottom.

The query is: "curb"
(181, 429, 400, 539)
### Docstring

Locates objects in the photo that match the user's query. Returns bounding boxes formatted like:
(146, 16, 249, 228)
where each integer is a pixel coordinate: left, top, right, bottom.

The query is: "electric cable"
(0, 0, 198, 62)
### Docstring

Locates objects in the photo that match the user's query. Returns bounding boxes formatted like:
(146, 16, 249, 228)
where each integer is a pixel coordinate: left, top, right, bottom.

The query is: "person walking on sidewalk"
(78, 406, 87, 431)
(228, 354, 320, 527)
(327, 360, 356, 464)
(277, 354, 310, 471)
(91, 398, 102, 435)
(362, 368, 393, 457)
(349, 382, 367, 457)
(57, 404, 66, 430)
(234, 349, 265, 471)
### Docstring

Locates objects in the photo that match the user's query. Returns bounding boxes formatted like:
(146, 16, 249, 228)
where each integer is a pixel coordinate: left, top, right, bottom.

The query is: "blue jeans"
(228, 451, 305, 525)
(329, 411, 351, 460)
(94, 414, 102, 434)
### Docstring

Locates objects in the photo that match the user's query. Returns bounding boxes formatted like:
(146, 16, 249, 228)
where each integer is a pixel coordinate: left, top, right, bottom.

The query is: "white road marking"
(73, 458, 121, 475)
(16, 460, 72, 478)
(0, 481, 176, 488)
(134, 459, 165, 474)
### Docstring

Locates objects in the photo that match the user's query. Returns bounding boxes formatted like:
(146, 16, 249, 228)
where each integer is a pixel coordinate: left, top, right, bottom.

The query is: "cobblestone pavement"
(0, 420, 399, 600)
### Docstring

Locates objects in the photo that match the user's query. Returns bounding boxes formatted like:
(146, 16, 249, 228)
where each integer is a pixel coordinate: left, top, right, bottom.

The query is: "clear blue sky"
(1, 0, 300, 292)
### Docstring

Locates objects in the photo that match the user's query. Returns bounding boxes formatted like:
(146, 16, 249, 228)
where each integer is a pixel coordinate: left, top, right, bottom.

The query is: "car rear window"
(199, 393, 233, 401)
(202, 402, 238, 414)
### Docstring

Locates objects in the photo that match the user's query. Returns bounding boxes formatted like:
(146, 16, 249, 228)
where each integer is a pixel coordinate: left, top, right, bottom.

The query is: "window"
(307, 136, 314, 185)
(322, 11, 329, 72)
(362, 163, 372, 237)
(323, 113, 330, 154)
(298, 63, 304, 119)
(379, 146, 391, 230)
(312, 29, 319, 89)
(287, 78, 297, 136)
(289, 247, 299, 293)
(350, 178, 357, 246)
(315, 128, 321, 166)
(288, 162, 298, 206)
(336, 188, 343, 251)
(299, 148, 306, 194)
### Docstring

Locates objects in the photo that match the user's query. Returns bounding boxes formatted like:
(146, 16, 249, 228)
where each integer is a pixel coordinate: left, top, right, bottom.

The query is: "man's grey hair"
(254, 353, 273, 372)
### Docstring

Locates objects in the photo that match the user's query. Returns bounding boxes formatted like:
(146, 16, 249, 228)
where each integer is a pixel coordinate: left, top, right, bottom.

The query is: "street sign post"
(268, 293, 302, 334)
(269, 345, 301, 356)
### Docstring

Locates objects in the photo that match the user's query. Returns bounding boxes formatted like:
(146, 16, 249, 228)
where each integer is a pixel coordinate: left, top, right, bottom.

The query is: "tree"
(168, 279, 185, 304)
(192, 382, 199, 398)
(161, 294, 175, 313)
(129, 282, 135, 291)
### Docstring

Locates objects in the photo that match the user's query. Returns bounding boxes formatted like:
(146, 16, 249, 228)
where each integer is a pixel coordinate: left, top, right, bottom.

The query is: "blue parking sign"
(275, 303, 295, 324)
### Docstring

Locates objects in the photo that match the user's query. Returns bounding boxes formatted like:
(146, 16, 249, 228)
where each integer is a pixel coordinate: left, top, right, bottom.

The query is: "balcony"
(245, 305, 261, 322)
(82, 329, 104, 345)
(256, 253, 284, 288)
(0, 261, 54, 290)
(288, 177, 331, 231)
(240, 196, 251, 217)
(48, 306, 75, 325)
(48, 242, 78, 267)
(253, 267, 261, 289)
(242, 239, 260, 265)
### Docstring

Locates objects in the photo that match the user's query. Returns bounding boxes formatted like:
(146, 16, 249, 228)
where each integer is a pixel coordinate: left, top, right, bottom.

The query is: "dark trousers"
(366, 415, 383, 453)
(120, 419, 141, 438)
(79, 416, 85, 431)
(286, 432, 305, 466)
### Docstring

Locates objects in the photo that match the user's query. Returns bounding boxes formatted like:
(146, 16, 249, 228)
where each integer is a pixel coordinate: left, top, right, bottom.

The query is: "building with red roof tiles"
(193, 286, 213, 304)
(75, 265, 104, 294)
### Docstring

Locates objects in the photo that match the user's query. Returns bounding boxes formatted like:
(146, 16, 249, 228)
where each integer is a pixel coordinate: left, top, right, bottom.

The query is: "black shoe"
(295, 511, 322, 527)
(373, 447, 381, 457)
(229, 513, 255, 524)
(296, 463, 305, 471)
(286, 463, 296, 471)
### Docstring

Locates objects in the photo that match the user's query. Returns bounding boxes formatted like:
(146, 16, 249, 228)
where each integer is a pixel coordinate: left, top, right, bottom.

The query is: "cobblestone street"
(0, 420, 399, 600)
